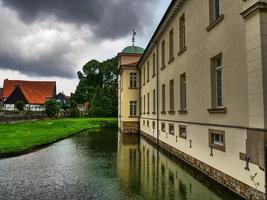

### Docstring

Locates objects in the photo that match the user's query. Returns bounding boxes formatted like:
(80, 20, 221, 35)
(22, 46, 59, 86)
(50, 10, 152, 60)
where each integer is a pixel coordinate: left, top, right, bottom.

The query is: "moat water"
(0, 129, 243, 200)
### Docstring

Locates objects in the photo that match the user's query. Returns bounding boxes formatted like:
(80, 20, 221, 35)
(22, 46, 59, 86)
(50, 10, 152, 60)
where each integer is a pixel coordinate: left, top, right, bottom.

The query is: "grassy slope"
(0, 118, 117, 157)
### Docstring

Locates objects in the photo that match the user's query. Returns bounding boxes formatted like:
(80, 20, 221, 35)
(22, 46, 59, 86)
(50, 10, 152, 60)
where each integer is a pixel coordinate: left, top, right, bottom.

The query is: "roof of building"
(121, 61, 140, 67)
(122, 46, 145, 54)
(0, 88, 3, 101)
(138, 0, 181, 66)
(3, 80, 56, 104)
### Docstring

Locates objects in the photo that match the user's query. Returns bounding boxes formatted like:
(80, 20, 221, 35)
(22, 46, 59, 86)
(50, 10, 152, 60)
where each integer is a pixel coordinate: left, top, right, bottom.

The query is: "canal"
(0, 129, 243, 200)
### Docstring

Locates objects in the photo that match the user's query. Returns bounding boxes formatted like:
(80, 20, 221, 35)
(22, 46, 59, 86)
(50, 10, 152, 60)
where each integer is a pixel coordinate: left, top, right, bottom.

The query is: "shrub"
(45, 99, 60, 118)
(15, 101, 25, 112)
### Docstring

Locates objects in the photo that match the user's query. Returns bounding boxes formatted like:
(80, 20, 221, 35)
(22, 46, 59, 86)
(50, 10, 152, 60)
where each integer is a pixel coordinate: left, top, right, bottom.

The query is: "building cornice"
(241, 2, 267, 19)
(138, 0, 186, 67)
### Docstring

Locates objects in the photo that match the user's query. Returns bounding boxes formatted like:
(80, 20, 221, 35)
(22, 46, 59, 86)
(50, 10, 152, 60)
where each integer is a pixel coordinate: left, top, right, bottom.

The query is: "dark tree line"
(72, 57, 118, 117)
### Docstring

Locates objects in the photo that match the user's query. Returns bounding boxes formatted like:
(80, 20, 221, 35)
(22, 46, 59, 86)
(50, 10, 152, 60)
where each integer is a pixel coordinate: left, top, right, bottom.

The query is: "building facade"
(118, 0, 267, 199)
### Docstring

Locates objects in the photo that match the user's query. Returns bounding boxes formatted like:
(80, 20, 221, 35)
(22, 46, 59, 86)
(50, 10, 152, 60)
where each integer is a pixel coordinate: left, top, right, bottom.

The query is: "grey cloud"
(0, 0, 159, 39)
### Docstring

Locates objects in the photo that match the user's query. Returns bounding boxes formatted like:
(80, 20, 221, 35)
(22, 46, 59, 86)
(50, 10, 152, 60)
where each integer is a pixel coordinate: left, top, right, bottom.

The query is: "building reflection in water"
(117, 132, 243, 200)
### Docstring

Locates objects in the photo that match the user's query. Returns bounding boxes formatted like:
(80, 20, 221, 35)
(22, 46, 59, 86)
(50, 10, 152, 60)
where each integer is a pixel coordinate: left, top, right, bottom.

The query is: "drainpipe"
(153, 40, 160, 146)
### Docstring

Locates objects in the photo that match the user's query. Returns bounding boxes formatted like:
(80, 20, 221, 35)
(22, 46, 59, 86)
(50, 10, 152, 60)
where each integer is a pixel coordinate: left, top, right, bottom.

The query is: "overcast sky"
(0, 0, 171, 95)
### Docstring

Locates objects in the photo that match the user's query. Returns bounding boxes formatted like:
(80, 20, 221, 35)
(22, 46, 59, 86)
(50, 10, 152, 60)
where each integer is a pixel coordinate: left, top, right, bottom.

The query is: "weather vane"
(132, 29, 136, 46)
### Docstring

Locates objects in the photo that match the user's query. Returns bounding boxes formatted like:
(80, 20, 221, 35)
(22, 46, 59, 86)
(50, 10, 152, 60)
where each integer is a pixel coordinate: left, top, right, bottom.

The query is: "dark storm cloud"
(0, 0, 158, 39)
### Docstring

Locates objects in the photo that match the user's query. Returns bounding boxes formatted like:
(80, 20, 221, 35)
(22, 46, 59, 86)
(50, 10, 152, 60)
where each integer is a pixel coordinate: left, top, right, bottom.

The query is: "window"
(169, 124, 174, 135)
(147, 120, 149, 128)
(179, 125, 187, 139)
(143, 66, 146, 85)
(153, 53, 156, 76)
(209, 129, 225, 152)
(161, 123, 166, 132)
(211, 54, 224, 108)
(161, 40, 165, 69)
(209, 0, 220, 23)
(140, 97, 142, 115)
(179, 14, 186, 52)
(143, 95, 146, 114)
(169, 79, 174, 112)
(147, 93, 150, 114)
(147, 61, 150, 82)
(152, 121, 156, 130)
(180, 73, 187, 111)
(153, 89, 156, 113)
(130, 72, 137, 88)
(143, 120, 145, 126)
(162, 84, 166, 113)
(130, 101, 137, 116)
(169, 28, 174, 62)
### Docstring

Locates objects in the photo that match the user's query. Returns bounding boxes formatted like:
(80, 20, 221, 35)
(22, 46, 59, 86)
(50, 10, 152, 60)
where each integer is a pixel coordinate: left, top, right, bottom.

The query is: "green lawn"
(0, 118, 117, 158)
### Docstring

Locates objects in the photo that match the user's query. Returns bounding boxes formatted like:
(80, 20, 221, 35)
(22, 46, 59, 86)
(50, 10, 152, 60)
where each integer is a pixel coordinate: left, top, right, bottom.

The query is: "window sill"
(128, 87, 139, 90)
(168, 111, 175, 115)
(178, 46, 187, 56)
(179, 135, 187, 140)
(129, 116, 139, 118)
(168, 57, 175, 64)
(161, 65, 166, 71)
(161, 111, 166, 115)
(178, 109, 188, 114)
(206, 15, 224, 32)
(207, 107, 227, 114)
(210, 144, 225, 152)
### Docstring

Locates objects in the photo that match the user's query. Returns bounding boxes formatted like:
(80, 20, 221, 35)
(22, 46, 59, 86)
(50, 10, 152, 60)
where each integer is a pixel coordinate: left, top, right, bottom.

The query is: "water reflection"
(117, 133, 243, 200)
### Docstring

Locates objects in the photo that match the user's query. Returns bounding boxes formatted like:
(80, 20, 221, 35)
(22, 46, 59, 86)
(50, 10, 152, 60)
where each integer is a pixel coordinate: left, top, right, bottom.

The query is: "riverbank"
(0, 118, 117, 158)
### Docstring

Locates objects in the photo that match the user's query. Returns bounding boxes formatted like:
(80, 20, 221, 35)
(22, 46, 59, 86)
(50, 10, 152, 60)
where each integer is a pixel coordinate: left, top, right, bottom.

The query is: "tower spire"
(132, 29, 136, 46)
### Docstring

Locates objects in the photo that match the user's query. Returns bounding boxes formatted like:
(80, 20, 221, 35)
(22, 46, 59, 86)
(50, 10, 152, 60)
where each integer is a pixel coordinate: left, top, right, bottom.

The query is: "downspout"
(153, 40, 160, 146)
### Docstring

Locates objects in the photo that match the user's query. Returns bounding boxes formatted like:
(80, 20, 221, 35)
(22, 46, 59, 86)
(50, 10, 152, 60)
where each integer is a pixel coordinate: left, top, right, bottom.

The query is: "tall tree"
(72, 57, 118, 117)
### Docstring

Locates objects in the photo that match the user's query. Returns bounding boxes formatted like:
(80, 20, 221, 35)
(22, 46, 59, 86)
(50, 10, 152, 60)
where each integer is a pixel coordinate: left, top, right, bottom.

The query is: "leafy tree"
(45, 100, 60, 118)
(72, 57, 118, 117)
(15, 101, 25, 112)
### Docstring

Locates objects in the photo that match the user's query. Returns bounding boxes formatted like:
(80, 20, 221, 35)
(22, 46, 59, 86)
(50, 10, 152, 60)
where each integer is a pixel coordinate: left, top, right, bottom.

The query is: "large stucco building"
(118, 0, 267, 199)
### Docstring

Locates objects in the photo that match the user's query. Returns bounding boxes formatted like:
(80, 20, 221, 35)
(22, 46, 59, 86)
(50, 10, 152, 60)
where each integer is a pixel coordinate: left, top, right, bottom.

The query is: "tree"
(15, 101, 25, 112)
(45, 100, 60, 118)
(72, 57, 118, 117)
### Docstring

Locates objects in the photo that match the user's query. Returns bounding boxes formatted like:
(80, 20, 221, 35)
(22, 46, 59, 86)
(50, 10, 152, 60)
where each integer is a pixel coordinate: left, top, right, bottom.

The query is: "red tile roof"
(3, 80, 56, 105)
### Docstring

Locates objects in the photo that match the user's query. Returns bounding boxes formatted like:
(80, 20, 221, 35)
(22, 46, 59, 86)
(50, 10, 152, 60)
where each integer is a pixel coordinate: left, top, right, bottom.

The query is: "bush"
(45, 99, 60, 118)
(69, 107, 80, 117)
(15, 101, 25, 112)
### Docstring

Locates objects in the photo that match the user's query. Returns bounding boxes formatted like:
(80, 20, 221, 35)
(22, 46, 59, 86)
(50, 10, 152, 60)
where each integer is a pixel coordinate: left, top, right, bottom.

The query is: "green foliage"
(72, 57, 118, 117)
(15, 101, 25, 112)
(45, 99, 60, 118)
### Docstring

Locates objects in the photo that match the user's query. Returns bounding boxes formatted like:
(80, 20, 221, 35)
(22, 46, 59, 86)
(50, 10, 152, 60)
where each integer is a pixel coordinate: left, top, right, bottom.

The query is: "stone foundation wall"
(140, 131, 266, 200)
(121, 121, 139, 134)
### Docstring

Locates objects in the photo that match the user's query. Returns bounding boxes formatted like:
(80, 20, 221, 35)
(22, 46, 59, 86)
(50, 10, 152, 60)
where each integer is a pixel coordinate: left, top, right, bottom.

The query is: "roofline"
(138, 0, 185, 67)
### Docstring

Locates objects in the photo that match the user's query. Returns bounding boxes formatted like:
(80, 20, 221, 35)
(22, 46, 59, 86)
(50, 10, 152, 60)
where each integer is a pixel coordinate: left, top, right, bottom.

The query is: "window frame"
(161, 122, 166, 132)
(161, 40, 166, 70)
(180, 73, 187, 111)
(209, 129, 225, 152)
(179, 13, 186, 53)
(129, 101, 137, 116)
(179, 125, 187, 140)
(129, 72, 137, 88)
(161, 84, 166, 113)
(169, 79, 175, 112)
(169, 28, 174, 63)
(169, 123, 175, 135)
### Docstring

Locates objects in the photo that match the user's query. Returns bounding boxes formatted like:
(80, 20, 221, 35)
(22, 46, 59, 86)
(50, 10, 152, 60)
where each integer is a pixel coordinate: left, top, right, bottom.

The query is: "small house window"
(161, 123, 166, 132)
(161, 40, 165, 69)
(147, 61, 150, 82)
(169, 79, 174, 112)
(211, 54, 224, 108)
(179, 14, 186, 51)
(169, 124, 174, 135)
(130, 72, 137, 88)
(162, 84, 166, 112)
(179, 125, 187, 139)
(130, 101, 137, 116)
(153, 53, 156, 76)
(152, 121, 156, 130)
(153, 89, 156, 113)
(209, 0, 221, 23)
(209, 129, 225, 152)
(169, 28, 174, 62)
(147, 93, 150, 114)
(147, 120, 149, 128)
(180, 73, 187, 110)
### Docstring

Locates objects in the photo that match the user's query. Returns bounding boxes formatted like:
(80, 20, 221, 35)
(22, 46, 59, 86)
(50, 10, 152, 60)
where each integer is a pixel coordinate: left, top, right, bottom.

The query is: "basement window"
(161, 123, 166, 132)
(169, 124, 175, 135)
(209, 129, 225, 152)
(179, 125, 187, 139)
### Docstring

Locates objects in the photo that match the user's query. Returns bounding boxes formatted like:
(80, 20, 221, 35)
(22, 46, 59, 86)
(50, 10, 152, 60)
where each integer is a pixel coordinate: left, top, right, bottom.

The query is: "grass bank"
(0, 118, 117, 158)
